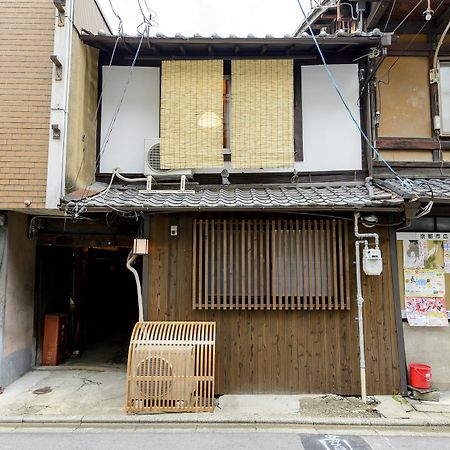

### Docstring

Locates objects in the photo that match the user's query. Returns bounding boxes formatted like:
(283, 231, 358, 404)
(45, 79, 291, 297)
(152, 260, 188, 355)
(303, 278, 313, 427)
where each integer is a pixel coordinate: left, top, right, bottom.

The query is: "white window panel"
(100, 66, 160, 173)
(298, 64, 362, 172)
(440, 61, 450, 136)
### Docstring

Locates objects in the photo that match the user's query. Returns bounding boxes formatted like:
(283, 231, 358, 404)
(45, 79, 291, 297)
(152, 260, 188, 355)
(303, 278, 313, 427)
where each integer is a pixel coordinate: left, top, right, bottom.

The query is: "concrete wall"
(403, 325, 450, 390)
(0, 213, 36, 388)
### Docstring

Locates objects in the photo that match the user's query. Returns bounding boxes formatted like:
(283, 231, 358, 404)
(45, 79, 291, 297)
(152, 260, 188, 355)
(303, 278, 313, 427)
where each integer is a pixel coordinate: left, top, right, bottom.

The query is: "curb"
(1, 415, 450, 428)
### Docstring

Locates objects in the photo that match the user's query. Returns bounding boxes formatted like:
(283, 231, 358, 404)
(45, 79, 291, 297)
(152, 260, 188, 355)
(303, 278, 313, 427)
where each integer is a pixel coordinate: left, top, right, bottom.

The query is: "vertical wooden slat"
(344, 221, 350, 310)
(259, 219, 264, 309)
(302, 220, 308, 310)
(253, 220, 259, 309)
(332, 219, 338, 310)
(204, 220, 209, 310)
(314, 220, 320, 310)
(235, 219, 240, 309)
(248, 219, 252, 309)
(277, 219, 283, 310)
(283, 220, 289, 309)
(229, 220, 233, 310)
(307, 220, 314, 311)
(266, 219, 271, 310)
(290, 219, 295, 309)
(192, 219, 197, 309)
(338, 220, 345, 310)
(271, 219, 276, 310)
(199, 220, 203, 309)
(326, 220, 333, 310)
(241, 219, 246, 310)
(296, 219, 301, 310)
(217, 221, 222, 308)
(211, 219, 215, 309)
(223, 219, 227, 309)
(320, 220, 326, 310)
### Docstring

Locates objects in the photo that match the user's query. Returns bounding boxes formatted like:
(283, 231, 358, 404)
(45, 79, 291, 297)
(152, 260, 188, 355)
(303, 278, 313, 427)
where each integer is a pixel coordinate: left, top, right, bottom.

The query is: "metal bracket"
(50, 55, 62, 81)
(51, 123, 61, 140)
(53, 0, 66, 27)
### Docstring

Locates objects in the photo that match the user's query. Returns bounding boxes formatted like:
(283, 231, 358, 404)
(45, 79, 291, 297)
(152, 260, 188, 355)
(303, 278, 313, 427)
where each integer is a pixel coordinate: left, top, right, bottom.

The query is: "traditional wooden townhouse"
(52, 26, 411, 398)
(299, 0, 450, 390)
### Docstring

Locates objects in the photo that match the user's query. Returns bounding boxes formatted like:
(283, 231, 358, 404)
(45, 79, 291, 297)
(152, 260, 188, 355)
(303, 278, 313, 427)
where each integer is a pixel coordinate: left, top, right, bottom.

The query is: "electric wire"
(391, 0, 424, 33)
(295, 0, 413, 191)
(382, 0, 397, 33)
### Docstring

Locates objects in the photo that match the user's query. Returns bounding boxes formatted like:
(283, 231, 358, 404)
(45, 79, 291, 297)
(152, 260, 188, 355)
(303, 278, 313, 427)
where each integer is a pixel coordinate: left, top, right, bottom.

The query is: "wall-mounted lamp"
(133, 238, 149, 255)
(423, 0, 434, 21)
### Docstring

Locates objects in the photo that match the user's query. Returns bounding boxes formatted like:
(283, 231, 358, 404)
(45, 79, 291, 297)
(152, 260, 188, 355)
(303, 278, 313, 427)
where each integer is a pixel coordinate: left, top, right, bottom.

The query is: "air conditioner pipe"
(126, 251, 144, 322)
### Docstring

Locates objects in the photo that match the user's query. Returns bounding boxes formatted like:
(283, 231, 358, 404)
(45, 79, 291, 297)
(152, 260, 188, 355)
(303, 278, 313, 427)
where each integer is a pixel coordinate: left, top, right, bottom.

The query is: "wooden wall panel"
(0, 0, 54, 208)
(147, 214, 401, 395)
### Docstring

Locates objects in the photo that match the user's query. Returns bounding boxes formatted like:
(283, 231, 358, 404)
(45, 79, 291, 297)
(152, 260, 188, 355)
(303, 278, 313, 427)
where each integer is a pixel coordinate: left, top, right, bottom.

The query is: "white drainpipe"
(354, 212, 381, 403)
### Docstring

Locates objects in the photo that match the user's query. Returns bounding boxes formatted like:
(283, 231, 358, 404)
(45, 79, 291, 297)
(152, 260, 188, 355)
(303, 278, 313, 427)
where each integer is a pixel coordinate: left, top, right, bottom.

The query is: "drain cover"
(32, 386, 52, 395)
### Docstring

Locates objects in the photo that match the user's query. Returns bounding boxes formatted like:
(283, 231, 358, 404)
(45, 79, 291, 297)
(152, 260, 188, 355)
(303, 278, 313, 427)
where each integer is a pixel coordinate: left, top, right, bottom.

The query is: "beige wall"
(65, 33, 99, 193)
(377, 57, 432, 139)
(0, 0, 54, 208)
(380, 150, 433, 162)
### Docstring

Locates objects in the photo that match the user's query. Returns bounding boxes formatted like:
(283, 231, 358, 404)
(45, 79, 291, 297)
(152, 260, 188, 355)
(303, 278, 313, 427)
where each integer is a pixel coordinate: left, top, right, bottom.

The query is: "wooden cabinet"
(42, 314, 67, 366)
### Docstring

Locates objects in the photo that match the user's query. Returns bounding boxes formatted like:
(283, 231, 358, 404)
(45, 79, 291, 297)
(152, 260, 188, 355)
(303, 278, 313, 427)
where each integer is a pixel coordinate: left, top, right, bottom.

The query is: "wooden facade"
(147, 213, 402, 395)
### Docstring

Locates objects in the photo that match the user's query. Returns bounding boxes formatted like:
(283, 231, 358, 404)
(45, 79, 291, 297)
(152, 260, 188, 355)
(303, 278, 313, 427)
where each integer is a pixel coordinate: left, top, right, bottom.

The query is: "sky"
(96, 0, 312, 37)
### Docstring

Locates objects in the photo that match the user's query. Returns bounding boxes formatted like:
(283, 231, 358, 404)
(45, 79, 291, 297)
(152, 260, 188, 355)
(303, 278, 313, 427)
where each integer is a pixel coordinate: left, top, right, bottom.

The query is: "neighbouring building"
(300, 0, 450, 389)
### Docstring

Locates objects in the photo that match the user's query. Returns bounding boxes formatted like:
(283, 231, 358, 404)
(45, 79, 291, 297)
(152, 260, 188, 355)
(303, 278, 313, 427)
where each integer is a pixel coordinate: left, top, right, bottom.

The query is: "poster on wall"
(403, 239, 426, 269)
(424, 240, 445, 269)
(404, 269, 445, 297)
(405, 297, 449, 327)
(444, 241, 450, 273)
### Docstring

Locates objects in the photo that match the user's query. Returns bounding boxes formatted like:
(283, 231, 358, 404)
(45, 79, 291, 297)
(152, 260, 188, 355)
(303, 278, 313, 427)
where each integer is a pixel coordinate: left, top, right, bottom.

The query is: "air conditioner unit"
(144, 138, 193, 179)
(129, 344, 196, 406)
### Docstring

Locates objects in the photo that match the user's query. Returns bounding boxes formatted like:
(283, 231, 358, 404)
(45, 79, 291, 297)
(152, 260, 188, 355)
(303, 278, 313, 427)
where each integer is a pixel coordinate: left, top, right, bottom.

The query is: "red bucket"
(410, 363, 432, 389)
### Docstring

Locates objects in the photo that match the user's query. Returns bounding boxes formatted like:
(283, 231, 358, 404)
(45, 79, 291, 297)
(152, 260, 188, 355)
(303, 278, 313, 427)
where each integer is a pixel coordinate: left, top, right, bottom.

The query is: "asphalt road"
(1, 429, 450, 450)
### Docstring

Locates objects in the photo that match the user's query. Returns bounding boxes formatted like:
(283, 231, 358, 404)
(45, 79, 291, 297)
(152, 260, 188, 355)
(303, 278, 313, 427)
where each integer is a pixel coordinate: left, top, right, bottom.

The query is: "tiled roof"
(64, 183, 403, 214)
(376, 178, 450, 201)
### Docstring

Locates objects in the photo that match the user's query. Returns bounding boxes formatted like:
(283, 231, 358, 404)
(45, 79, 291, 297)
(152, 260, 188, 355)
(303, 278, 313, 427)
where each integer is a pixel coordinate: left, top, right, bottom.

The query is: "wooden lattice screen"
(126, 321, 216, 414)
(192, 218, 350, 310)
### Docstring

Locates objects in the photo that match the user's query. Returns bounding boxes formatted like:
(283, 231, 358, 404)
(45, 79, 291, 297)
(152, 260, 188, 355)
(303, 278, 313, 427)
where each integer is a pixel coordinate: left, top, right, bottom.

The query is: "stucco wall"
(0, 213, 36, 387)
(65, 32, 99, 193)
(403, 325, 450, 390)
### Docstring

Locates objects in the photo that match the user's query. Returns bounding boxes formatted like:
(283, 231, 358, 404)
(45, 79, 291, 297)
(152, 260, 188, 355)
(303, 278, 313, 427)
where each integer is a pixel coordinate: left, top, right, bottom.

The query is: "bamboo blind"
(231, 59, 294, 169)
(160, 60, 224, 169)
(192, 218, 350, 310)
(126, 321, 216, 413)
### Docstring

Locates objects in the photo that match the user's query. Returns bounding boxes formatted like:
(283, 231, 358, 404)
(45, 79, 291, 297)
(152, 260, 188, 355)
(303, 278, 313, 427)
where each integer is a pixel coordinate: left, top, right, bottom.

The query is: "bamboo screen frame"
(160, 60, 224, 169)
(231, 59, 294, 169)
(126, 321, 216, 414)
(192, 218, 350, 310)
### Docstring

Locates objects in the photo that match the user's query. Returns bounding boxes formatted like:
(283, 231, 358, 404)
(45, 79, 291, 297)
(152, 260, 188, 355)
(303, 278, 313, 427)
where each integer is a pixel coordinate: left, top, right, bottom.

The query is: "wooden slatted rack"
(126, 321, 216, 413)
(192, 218, 350, 310)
